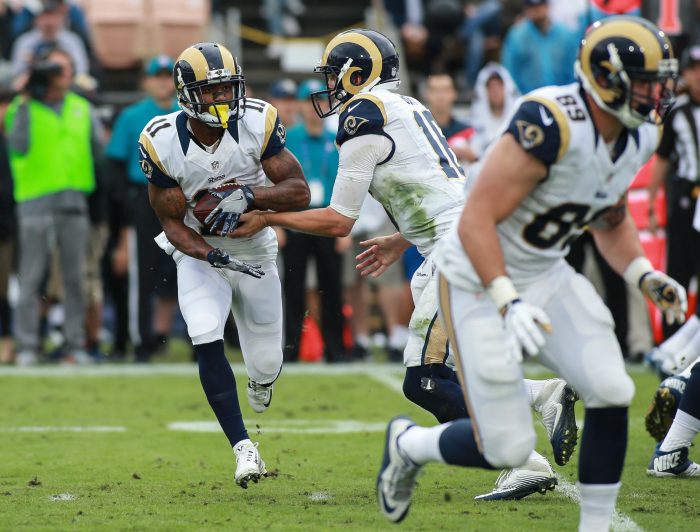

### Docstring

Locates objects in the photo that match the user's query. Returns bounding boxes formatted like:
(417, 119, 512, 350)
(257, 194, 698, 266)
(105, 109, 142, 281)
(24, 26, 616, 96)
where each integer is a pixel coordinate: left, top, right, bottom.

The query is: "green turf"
(0, 365, 698, 531)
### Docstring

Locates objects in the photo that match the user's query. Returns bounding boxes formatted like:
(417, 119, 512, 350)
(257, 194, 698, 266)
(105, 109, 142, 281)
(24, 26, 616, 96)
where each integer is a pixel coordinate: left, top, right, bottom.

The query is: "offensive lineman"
(375, 16, 687, 530)
(139, 42, 310, 488)
(230, 29, 577, 500)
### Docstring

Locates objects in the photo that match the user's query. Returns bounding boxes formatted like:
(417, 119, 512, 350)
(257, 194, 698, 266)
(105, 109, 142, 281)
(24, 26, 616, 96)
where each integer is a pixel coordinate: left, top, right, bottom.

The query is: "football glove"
(205, 185, 255, 237)
(501, 299, 552, 357)
(640, 270, 687, 325)
(207, 248, 265, 279)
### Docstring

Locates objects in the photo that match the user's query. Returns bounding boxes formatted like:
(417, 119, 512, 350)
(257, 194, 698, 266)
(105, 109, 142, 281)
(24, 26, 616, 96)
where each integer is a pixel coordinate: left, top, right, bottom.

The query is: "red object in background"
(590, 0, 641, 14)
(342, 304, 354, 351)
(299, 316, 323, 363)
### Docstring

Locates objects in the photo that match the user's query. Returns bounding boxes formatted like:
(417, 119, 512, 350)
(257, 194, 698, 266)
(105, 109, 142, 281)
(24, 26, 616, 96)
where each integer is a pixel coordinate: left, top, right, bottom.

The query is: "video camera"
(25, 60, 63, 101)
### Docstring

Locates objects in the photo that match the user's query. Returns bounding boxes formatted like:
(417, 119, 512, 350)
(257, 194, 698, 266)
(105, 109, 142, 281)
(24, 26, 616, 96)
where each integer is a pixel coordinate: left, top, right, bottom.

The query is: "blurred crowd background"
(0, 0, 700, 366)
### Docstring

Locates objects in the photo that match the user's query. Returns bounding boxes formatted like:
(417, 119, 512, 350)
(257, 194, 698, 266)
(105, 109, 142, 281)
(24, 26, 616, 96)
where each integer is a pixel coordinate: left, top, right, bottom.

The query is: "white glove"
(502, 299, 552, 357)
(623, 257, 687, 325)
(486, 276, 552, 358)
(640, 271, 687, 325)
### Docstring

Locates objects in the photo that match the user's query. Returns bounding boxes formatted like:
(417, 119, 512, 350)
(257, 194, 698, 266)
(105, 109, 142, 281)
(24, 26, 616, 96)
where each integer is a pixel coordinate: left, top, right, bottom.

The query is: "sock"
(579, 408, 628, 484)
(660, 410, 700, 451)
(661, 315, 700, 353)
(524, 379, 546, 407)
(679, 361, 700, 418)
(439, 419, 496, 468)
(398, 424, 449, 465)
(388, 326, 409, 350)
(195, 340, 249, 447)
(668, 327, 700, 370)
(578, 482, 621, 532)
(355, 334, 370, 348)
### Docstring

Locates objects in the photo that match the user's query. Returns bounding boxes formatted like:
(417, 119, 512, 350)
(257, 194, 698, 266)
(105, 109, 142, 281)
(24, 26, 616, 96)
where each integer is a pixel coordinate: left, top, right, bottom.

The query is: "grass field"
(0, 360, 698, 531)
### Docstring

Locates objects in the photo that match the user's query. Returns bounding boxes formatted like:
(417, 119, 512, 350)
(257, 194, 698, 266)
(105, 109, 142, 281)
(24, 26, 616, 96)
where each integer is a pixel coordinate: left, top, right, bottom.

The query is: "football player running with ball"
(139, 42, 309, 488)
(374, 16, 687, 530)
(231, 29, 578, 500)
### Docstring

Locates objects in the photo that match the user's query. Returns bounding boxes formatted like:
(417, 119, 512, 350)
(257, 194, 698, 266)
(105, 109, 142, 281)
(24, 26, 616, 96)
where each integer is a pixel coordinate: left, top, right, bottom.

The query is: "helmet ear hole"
(350, 72, 363, 86)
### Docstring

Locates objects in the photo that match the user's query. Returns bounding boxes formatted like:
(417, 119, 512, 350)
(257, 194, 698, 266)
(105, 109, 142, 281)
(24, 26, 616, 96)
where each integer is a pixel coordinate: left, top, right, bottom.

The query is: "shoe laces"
(236, 441, 259, 464)
(390, 448, 419, 498)
(494, 468, 514, 488)
(249, 381, 270, 399)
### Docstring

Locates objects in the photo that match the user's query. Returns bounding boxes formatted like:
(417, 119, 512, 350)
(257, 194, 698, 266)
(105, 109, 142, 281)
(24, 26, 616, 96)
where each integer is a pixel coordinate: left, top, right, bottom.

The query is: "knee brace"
(403, 365, 468, 423)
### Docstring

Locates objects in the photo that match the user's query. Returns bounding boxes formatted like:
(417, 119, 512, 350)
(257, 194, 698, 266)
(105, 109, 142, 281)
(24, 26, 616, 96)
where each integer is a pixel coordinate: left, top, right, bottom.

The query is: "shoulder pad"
(138, 127, 178, 188)
(242, 99, 286, 160)
(336, 94, 387, 147)
(504, 96, 570, 166)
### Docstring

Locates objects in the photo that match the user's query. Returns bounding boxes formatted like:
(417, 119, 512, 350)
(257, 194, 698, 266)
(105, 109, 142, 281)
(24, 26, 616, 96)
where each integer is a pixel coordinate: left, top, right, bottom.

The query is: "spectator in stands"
(344, 197, 409, 362)
(4, 46, 101, 365)
(105, 55, 180, 362)
(263, 0, 306, 58)
(10, 0, 90, 88)
(12, 0, 92, 52)
(469, 62, 520, 158)
(0, 87, 15, 364)
(501, 0, 578, 94)
(649, 45, 700, 339)
(1, 1, 16, 61)
(282, 79, 346, 363)
(459, 0, 503, 88)
(267, 78, 299, 128)
(423, 73, 477, 164)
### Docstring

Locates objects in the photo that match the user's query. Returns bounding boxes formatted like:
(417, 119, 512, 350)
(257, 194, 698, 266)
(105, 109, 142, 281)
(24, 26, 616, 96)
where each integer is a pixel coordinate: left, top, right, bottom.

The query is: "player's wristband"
(622, 256, 654, 287)
(486, 275, 519, 311)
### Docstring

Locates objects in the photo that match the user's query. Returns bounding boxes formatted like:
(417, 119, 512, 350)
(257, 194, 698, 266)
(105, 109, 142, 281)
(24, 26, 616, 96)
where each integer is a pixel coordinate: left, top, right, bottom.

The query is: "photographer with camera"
(3, 45, 102, 365)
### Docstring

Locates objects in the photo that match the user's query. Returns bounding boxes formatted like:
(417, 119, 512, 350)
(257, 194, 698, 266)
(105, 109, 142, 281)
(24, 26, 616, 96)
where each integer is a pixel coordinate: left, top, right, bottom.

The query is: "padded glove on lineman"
(639, 271, 687, 325)
(207, 248, 264, 279)
(501, 298, 552, 358)
(205, 185, 255, 237)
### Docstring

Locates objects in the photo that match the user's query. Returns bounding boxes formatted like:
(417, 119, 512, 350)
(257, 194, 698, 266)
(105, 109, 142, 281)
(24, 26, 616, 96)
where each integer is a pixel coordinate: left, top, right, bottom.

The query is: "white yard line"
(0, 426, 126, 432)
(0, 361, 649, 377)
(168, 420, 386, 434)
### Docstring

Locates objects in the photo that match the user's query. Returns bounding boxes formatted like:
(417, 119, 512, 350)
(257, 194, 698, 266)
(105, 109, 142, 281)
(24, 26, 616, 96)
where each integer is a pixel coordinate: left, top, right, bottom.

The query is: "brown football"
(193, 181, 243, 226)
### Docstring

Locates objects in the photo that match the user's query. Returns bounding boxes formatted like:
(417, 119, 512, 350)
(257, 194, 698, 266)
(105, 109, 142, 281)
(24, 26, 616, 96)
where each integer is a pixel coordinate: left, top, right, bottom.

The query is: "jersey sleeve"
(260, 105, 286, 161)
(504, 97, 570, 166)
(656, 113, 675, 158)
(336, 95, 388, 147)
(137, 131, 179, 188)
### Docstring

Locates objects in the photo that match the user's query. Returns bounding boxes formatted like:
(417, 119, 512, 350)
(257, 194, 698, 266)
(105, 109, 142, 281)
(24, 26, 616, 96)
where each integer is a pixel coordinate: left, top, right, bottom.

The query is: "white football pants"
(437, 259, 635, 468)
(174, 251, 283, 385)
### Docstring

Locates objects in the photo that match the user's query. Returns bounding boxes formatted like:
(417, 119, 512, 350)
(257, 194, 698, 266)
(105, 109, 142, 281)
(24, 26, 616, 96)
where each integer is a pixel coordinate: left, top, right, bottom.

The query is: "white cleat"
(377, 416, 421, 523)
(475, 454, 557, 501)
(247, 380, 272, 413)
(533, 378, 579, 466)
(234, 440, 267, 489)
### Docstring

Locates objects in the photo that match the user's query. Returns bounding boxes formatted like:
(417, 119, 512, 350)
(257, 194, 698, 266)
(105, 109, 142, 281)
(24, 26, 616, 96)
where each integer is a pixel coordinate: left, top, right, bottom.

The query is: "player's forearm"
(252, 177, 310, 212)
(263, 207, 354, 238)
(457, 207, 508, 288)
(591, 213, 646, 277)
(648, 156, 669, 202)
(162, 220, 213, 261)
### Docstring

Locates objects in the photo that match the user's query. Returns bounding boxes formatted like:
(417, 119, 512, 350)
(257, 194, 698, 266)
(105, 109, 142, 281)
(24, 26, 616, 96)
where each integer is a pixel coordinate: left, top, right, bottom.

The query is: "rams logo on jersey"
(343, 115, 369, 136)
(276, 123, 286, 144)
(140, 159, 153, 180)
(515, 120, 545, 150)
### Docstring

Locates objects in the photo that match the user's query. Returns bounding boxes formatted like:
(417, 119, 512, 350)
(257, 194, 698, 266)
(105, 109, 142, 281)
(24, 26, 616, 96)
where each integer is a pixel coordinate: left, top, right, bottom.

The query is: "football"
(192, 181, 243, 226)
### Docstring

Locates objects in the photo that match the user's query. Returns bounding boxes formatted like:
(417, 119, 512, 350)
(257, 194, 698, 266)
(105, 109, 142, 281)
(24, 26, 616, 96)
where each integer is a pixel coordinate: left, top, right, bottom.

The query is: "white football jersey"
(334, 90, 466, 256)
(436, 82, 662, 289)
(138, 98, 287, 262)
